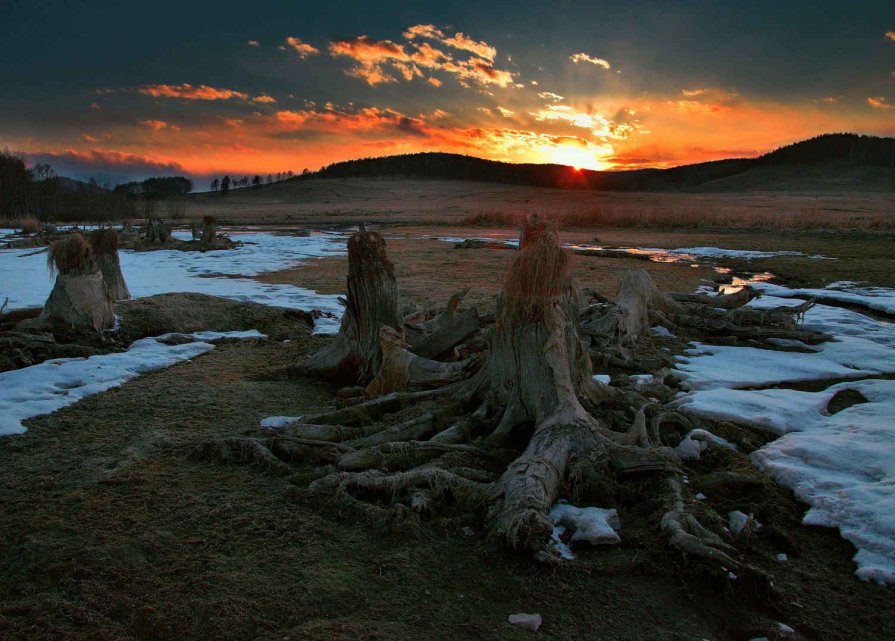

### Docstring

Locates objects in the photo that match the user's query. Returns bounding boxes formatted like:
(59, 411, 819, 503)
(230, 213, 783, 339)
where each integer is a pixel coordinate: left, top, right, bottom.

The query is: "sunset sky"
(1, 0, 893, 187)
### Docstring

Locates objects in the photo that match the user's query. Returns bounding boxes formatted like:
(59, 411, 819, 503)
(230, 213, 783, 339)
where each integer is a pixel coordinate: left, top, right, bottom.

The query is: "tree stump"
(300, 228, 402, 385)
(43, 234, 115, 331)
(90, 228, 131, 301)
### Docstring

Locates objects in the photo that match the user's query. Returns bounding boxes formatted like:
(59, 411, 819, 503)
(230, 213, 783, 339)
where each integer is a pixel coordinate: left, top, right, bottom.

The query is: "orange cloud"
(137, 83, 249, 101)
(538, 91, 564, 101)
(427, 77, 443, 87)
(496, 106, 514, 117)
(247, 40, 260, 47)
(139, 120, 170, 130)
(252, 94, 277, 104)
(329, 35, 411, 85)
(868, 96, 895, 110)
(569, 52, 611, 69)
(442, 32, 496, 62)
(284, 36, 320, 59)
(405, 24, 496, 62)
(886, 31, 895, 41)
(404, 24, 444, 40)
(329, 28, 514, 88)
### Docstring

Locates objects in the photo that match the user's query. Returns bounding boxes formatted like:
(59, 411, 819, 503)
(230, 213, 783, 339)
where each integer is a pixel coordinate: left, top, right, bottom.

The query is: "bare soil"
(3, 185, 895, 640)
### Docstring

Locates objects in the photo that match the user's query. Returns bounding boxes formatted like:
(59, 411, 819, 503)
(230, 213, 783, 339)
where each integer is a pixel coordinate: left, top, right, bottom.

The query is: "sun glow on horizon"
(542, 144, 612, 171)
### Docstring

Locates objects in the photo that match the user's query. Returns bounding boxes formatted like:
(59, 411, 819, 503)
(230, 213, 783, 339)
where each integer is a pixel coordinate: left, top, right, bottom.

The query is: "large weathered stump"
(43, 234, 115, 331)
(301, 228, 402, 385)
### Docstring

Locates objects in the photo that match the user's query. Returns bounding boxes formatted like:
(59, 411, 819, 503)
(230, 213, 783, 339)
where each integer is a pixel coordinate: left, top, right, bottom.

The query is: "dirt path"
(2, 329, 893, 640)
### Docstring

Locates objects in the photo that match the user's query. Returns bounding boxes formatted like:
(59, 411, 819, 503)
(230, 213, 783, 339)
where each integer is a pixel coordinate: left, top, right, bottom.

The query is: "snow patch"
(550, 501, 621, 546)
(0, 231, 347, 335)
(755, 280, 895, 316)
(260, 416, 302, 428)
(673, 428, 736, 460)
(675, 281, 895, 583)
(0, 330, 265, 436)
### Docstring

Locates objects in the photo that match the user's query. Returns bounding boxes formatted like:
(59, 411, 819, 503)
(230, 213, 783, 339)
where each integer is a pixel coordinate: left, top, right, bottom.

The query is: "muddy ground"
(2, 223, 894, 641)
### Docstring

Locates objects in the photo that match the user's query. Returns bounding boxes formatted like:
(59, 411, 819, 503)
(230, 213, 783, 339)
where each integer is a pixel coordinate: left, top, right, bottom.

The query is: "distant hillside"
(309, 134, 895, 193)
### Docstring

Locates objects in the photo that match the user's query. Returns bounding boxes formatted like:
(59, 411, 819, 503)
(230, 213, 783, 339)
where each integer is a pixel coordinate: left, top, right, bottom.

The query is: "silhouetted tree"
(266, 174, 273, 184)
(221, 175, 231, 195)
(252, 174, 262, 186)
(211, 177, 219, 192)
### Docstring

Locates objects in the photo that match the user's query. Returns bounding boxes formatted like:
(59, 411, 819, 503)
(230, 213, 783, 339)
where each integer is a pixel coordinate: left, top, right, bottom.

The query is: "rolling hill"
(302, 133, 895, 193)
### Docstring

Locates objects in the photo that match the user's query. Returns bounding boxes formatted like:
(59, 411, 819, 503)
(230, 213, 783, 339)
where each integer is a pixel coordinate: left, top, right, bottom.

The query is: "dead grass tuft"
(19, 217, 40, 234)
(347, 229, 394, 274)
(0, 217, 41, 234)
(47, 233, 95, 277)
(89, 227, 120, 257)
(505, 219, 572, 318)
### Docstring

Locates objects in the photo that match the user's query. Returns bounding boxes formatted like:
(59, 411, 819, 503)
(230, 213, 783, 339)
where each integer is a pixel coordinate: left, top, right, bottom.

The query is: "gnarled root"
(661, 477, 739, 568)
(310, 467, 492, 512)
(191, 437, 292, 476)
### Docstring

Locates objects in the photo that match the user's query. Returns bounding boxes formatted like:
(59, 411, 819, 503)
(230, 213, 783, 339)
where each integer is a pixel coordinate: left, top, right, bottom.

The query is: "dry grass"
(0, 217, 40, 234)
(89, 227, 119, 257)
(462, 204, 895, 232)
(505, 219, 572, 318)
(47, 233, 94, 277)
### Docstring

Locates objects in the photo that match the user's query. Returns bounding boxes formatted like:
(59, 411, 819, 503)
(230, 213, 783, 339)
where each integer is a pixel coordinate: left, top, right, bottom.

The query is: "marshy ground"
(2, 183, 895, 640)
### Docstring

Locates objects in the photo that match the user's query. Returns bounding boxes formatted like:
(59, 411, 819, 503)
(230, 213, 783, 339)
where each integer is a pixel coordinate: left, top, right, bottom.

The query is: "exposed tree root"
(198, 218, 823, 584)
(661, 477, 740, 568)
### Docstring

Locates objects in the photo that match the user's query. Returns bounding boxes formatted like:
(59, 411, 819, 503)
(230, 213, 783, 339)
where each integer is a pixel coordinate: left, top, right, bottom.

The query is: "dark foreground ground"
(2, 227, 894, 641)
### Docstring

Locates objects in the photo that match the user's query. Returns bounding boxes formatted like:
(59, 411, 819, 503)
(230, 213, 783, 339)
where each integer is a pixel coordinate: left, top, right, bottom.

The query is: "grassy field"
(3, 184, 895, 640)
(186, 177, 895, 232)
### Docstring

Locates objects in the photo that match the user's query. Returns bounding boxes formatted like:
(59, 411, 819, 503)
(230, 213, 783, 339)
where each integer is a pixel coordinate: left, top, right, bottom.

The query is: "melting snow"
(674, 280, 895, 584)
(755, 280, 895, 315)
(550, 501, 621, 547)
(0, 231, 347, 334)
(0, 330, 265, 436)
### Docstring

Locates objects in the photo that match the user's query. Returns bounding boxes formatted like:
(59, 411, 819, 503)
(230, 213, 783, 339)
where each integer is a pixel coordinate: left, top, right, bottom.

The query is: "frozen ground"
(426, 234, 833, 263)
(755, 280, 895, 315)
(674, 288, 895, 583)
(0, 330, 265, 436)
(0, 230, 347, 334)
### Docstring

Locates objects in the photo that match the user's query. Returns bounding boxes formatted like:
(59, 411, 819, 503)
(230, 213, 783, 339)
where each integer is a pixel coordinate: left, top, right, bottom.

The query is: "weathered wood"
(301, 229, 402, 385)
(366, 326, 481, 395)
(409, 306, 481, 360)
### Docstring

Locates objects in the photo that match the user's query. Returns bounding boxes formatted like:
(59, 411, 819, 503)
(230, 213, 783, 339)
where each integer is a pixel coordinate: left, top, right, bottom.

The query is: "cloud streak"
(569, 52, 611, 69)
(137, 83, 250, 101)
(868, 96, 895, 110)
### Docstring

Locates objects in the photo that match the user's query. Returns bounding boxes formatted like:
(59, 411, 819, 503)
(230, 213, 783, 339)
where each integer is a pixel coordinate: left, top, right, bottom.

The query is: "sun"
(543, 144, 612, 171)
